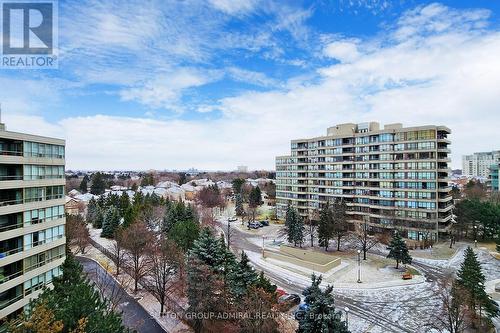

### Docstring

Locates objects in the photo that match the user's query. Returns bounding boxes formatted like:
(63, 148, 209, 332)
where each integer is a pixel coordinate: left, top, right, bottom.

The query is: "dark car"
(278, 294, 301, 306)
(260, 220, 269, 226)
(294, 303, 310, 320)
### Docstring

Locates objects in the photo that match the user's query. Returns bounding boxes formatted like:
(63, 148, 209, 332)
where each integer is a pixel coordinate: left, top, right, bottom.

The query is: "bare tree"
(111, 228, 127, 276)
(66, 214, 90, 254)
(140, 205, 166, 231)
(145, 237, 184, 316)
(91, 261, 131, 312)
(332, 199, 348, 251)
(355, 216, 380, 260)
(429, 276, 472, 333)
(122, 222, 153, 292)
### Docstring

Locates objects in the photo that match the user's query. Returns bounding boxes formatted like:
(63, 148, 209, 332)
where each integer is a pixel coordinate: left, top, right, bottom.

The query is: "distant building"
(276, 122, 453, 241)
(65, 196, 82, 215)
(489, 164, 499, 192)
(237, 166, 248, 172)
(462, 151, 500, 178)
(0, 123, 66, 322)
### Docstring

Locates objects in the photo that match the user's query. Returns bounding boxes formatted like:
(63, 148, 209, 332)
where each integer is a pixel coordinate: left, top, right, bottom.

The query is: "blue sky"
(2, 0, 500, 170)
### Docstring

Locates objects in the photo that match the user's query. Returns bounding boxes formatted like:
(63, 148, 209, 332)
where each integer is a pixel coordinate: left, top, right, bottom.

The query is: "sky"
(1, 0, 500, 171)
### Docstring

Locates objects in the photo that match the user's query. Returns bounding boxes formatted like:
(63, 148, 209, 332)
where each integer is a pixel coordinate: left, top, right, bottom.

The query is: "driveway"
(76, 256, 166, 333)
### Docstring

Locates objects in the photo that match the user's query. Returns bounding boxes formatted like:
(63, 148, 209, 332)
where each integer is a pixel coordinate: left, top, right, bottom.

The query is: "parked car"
(260, 220, 269, 226)
(294, 303, 310, 320)
(247, 222, 260, 229)
(228, 216, 238, 222)
(278, 294, 301, 306)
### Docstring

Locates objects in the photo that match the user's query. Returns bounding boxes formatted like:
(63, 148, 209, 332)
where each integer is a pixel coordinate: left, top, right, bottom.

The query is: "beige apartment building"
(0, 122, 66, 323)
(276, 122, 453, 241)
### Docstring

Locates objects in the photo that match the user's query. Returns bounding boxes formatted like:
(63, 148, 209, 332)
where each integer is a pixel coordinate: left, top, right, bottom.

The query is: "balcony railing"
(0, 175, 23, 181)
(0, 293, 23, 310)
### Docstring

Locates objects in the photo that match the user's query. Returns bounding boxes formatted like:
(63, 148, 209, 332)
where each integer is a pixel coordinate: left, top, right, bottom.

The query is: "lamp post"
(262, 236, 265, 258)
(473, 223, 478, 247)
(357, 249, 361, 283)
(478, 282, 483, 327)
(344, 306, 350, 329)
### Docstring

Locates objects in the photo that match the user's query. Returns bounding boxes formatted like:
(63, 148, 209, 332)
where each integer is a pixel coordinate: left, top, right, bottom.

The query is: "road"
(76, 256, 166, 333)
(220, 219, 418, 333)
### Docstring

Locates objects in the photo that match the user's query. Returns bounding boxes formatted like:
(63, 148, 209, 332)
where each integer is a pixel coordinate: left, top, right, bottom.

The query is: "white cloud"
(119, 68, 219, 111)
(323, 40, 360, 63)
(226, 67, 280, 88)
(208, 0, 260, 16)
(3, 3, 500, 171)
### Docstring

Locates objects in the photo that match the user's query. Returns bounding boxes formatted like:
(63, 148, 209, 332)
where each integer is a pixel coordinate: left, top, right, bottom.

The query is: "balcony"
(0, 139, 23, 157)
(0, 236, 23, 259)
(0, 260, 23, 285)
(0, 165, 23, 181)
(0, 285, 23, 311)
(0, 213, 23, 233)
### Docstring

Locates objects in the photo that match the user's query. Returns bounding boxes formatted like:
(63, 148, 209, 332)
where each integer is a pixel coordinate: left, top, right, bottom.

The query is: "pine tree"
(457, 246, 499, 318)
(189, 228, 227, 273)
(285, 204, 304, 247)
(85, 198, 98, 225)
(255, 271, 277, 295)
(169, 219, 200, 252)
(119, 192, 130, 217)
(387, 232, 412, 269)
(298, 274, 350, 333)
(38, 254, 127, 333)
(229, 251, 258, 298)
(79, 175, 89, 194)
(318, 202, 334, 251)
(90, 172, 106, 195)
(101, 207, 120, 238)
(235, 193, 244, 216)
(92, 205, 104, 229)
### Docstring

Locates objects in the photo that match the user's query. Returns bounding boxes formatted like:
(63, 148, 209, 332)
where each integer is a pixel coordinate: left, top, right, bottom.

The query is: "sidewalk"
(81, 228, 193, 333)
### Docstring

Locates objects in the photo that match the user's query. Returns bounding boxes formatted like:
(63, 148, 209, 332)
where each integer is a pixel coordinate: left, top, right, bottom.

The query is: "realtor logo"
(1, 0, 58, 68)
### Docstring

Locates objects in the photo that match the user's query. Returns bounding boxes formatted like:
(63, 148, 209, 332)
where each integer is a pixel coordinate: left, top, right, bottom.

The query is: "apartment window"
(24, 142, 64, 159)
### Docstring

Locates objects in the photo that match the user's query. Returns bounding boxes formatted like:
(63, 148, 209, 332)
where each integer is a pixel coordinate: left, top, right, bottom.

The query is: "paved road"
(76, 256, 166, 333)
(219, 219, 416, 333)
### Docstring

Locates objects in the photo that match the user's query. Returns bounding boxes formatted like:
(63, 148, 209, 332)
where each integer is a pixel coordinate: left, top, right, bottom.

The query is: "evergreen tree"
(92, 205, 104, 229)
(101, 207, 120, 238)
(298, 274, 350, 333)
(229, 251, 258, 298)
(189, 228, 227, 273)
(119, 192, 130, 217)
(318, 202, 334, 251)
(85, 198, 98, 224)
(232, 178, 245, 195)
(79, 175, 89, 194)
(235, 192, 244, 216)
(249, 186, 262, 208)
(285, 204, 304, 247)
(169, 219, 200, 252)
(255, 271, 277, 295)
(387, 232, 412, 269)
(38, 254, 128, 333)
(90, 172, 106, 195)
(457, 246, 499, 318)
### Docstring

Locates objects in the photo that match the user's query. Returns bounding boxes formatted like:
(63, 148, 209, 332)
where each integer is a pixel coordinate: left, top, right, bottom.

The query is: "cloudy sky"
(2, 0, 500, 171)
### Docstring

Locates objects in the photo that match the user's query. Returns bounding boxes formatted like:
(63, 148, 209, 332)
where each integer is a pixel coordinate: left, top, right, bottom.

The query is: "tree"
(101, 207, 120, 238)
(430, 277, 472, 333)
(79, 174, 89, 194)
(85, 197, 98, 225)
(90, 172, 106, 195)
(178, 172, 187, 185)
(122, 222, 153, 292)
(229, 251, 258, 298)
(238, 286, 279, 333)
(297, 274, 350, 333)
(255, 271, 277, 295)
(332, 199, 349, 251)
(235, 192, 244, 217)
(355, 217, 380, 260)
(232, 178, 245, 195)
(284, 204, 304, 247)
(118, 192, 131, 217)
(66, 214, 90, 254)
(387, 232, 412, 269)
(249, 186, 262, 208)
(145, 237, 184, 316)
(140, 172, 155, 186)
(33, 254, 128, 333)
(169, 219, 200, 252)
(318, 202, 334, 251)
(457, 246, 499, 319)
(111, 227, 127, 276)
(9, 299, 64, 333)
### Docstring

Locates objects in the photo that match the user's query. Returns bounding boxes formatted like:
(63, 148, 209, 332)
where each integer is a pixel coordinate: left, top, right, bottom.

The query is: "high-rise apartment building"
(276, 122, 453, 241)
(489, 164, 499, 192)
(0, 123, 66, 323)
(462, 151, 500, 178)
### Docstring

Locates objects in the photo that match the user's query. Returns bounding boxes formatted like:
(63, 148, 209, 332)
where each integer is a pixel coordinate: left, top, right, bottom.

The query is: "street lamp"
(344, 306, 350, 329)
(474, 223, 478, 247)
(357, 250, 361, 283)
(478, 282, 483, 327)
